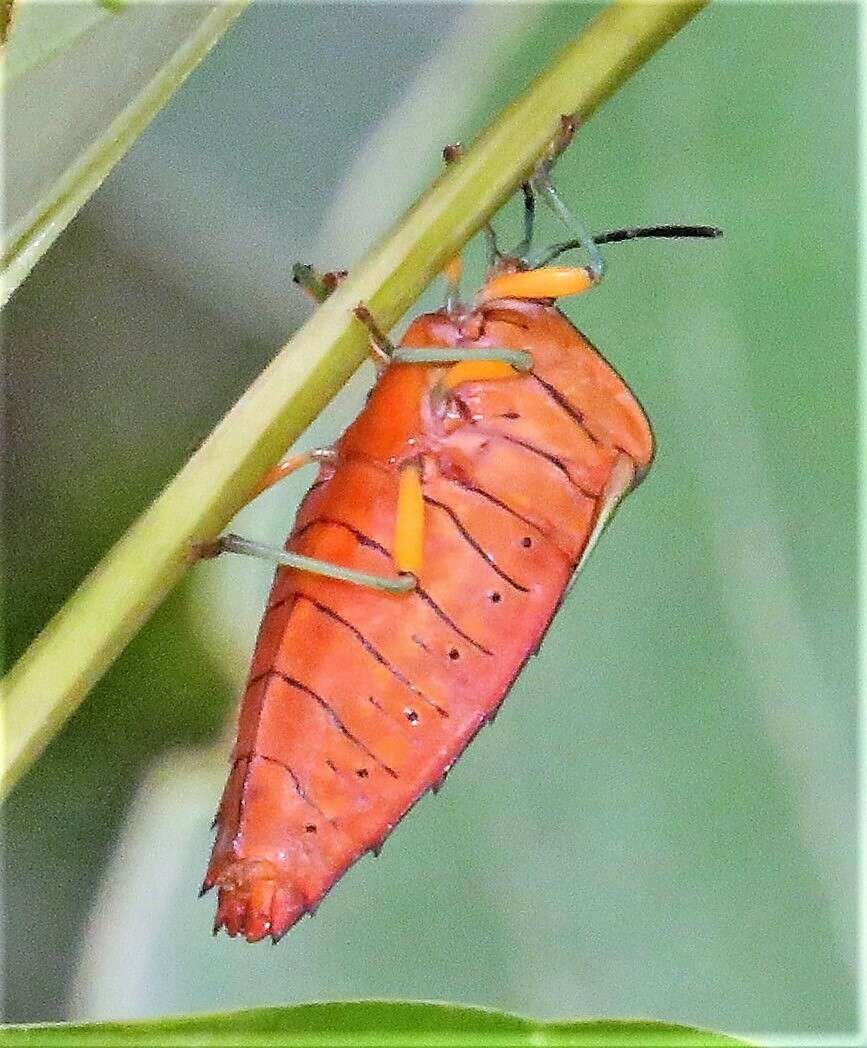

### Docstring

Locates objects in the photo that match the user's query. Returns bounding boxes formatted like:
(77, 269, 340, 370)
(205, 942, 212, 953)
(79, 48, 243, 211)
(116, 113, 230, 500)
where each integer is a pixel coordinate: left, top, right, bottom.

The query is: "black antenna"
(594, 224, 722, 245)
(531, 225, 722, 267)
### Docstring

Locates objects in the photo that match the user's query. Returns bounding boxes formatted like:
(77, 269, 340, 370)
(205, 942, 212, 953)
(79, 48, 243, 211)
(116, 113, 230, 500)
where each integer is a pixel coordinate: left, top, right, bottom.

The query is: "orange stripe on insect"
(394, 462, 425, 575)
(440, 359, 521, 390)
(477, 265, 595, 303)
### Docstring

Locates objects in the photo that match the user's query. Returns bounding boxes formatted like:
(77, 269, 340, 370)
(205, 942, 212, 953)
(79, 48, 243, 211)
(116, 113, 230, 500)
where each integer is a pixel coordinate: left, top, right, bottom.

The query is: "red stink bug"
(201, 122, 721, 942)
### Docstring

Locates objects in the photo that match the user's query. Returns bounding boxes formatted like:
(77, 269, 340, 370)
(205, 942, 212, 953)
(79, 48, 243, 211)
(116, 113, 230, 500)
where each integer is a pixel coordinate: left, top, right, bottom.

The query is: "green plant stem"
(0, 0, 708, 798)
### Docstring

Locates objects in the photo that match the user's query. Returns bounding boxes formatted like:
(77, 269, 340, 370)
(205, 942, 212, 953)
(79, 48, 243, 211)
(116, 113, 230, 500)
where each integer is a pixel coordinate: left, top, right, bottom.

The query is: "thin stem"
(0, 0, 709, 799)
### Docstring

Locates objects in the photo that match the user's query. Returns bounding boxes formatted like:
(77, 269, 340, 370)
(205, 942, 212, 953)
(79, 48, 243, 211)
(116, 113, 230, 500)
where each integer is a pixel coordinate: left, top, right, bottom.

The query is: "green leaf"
(0, 1002, 753, 1046)
(2, 1, 248, 307)
(2, 0, 118, 82)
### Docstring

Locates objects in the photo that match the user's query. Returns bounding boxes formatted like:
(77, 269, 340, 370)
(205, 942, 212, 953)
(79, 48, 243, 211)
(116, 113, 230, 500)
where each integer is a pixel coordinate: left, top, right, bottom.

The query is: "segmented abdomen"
(205, 301, 652, 941)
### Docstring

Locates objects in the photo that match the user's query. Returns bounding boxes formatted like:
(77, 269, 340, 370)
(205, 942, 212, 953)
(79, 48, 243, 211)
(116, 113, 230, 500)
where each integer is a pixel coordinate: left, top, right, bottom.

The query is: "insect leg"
(512, 182, 536, 258)
(212, 534, 416, 594)
(483, 225, 501, 269)
(540, 181, 603, 281)
(353, 304, 395, 367)
(391, 347, 532, 370)
(439, 146, 465, 311)
(390, 346, 533, 397)
(189, 448, 338, 561)
(531, 171, 603, 284)
(442, 254, 463, 315)
(530, 113, 603, 283)
(246, 447, 336, 505)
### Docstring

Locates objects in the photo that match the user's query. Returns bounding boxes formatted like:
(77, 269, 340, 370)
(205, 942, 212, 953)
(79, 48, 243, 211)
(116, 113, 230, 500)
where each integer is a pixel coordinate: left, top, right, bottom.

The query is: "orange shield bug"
(200, 125, 720, 942)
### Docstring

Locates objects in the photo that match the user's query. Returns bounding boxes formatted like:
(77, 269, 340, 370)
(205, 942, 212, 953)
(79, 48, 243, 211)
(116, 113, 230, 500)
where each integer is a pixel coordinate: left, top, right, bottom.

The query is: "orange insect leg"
(248, 451, 314, 501)
(243, 447, 336, 507)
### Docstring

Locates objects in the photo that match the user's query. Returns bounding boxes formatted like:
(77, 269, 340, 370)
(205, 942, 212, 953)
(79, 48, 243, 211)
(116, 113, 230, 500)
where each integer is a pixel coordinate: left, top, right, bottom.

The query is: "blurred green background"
(4, 2, 857, 1042)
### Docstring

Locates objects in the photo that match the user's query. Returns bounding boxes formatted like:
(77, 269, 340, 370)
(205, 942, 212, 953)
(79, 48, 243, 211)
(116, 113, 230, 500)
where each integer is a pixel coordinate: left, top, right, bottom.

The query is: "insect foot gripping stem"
(354, 303, 397, 367)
